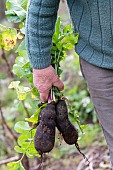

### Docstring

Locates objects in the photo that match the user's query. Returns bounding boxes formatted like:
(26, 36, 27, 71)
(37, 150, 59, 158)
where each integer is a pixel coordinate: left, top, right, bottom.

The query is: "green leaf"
(14, 146, 26, 154)
(7, 161, 18, 167)
(7, 161, 25, 170)
(63, 24, 73, 34)
(15, 129, 39, 158)
(63, 43, 74, 50)
(6, 0, 28, 23)
(56, 41, 63, 51)
(22, 62, 30, 69)
(13, 64, 26, 78)
(52, 17, 61, 43)
(31, 87, 39, 98)
(14, 121, 32, 133)
(17, 134, 31, 147)
(14, 55, 29, 70)
(18, 51, 28, 61)
(16, 40, 26, 52)
(57, 68, 63, 76)
(26, 142, 40, 158)
(26, 151, 34, 158)
(25, 113, 38, 124)
(55, 17, 61, 34)
(14, 9, 26, 21)
(25, 110, 40, 124)
(19, 162, 25, 170)
(14, 40, 30, 79)
(25, 103, 47, 124)
(6, 13, 21, 23)
(17, 129, 36, 146)
(15, 57, 27, 66)
(80, 125, 88, 130)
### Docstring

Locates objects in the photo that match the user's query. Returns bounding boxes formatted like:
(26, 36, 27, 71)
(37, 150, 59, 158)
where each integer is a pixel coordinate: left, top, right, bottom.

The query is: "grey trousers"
(80, 58, 113, 168)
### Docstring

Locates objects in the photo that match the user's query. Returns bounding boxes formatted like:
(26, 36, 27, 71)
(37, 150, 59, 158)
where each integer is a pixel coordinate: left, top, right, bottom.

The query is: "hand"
(33, 66, 64, 102)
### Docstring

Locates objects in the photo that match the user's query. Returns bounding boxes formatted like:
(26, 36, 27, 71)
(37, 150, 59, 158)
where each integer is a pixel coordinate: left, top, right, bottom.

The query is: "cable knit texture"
(25, 0, 113, 69)
(25, 0, 60, 68)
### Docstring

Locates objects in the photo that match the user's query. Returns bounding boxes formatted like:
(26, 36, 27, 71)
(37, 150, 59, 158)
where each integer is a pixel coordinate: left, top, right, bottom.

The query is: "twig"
(22, 155, 30, 170)
(22, 101, 30, 118)
(1, 48, 14, 78)
(1, 119, 6, 137)
(0, 156, 19, 165)
(0, 100, 18, 142)
(30, 162, 48, 170)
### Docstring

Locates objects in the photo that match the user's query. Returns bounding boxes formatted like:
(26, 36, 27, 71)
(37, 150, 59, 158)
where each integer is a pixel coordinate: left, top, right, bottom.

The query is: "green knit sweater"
(25, 0, 113, 69)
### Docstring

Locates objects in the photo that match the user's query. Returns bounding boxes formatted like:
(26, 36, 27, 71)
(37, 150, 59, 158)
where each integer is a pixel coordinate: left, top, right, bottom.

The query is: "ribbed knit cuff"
(29, 54, 51, 69)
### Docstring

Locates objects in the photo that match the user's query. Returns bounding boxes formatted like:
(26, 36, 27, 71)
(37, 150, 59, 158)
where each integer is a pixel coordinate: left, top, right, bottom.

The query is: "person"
(25, 0, 113, 168)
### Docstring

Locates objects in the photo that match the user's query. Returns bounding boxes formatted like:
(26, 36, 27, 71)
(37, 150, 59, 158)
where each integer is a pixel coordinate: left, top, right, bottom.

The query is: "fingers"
(40, 91, 49, 102)
(39, 79, 64, 102)
(36, 79, 64, 102)
(37, 79, 64, 102)
(53, 79, 64, 91)
(35, 84, 51, 102)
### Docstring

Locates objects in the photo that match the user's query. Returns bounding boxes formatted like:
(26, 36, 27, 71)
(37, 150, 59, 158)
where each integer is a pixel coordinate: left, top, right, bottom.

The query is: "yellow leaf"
(2, 28, 17, 50)
(8, 81, 20, 89)
(17, 32, 24, 40)
(17, 91, 27, 101)
(31, 92, 37, 99)
(9, 81, 32, 101)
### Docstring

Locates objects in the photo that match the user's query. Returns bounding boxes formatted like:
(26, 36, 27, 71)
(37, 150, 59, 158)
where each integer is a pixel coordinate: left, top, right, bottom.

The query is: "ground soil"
(39, 145, 111, 170)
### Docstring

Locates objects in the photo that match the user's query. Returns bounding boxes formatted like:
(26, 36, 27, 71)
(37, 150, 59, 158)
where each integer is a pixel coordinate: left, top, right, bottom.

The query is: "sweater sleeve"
(25, 0, 60, 69)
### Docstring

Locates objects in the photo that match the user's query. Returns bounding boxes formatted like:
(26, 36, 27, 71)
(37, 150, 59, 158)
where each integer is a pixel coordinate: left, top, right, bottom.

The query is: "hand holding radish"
(33, 18, 88, 162)
(33, 65, 64, 102)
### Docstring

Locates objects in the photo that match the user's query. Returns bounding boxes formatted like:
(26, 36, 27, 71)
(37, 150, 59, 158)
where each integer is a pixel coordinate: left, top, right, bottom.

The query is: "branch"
(0, 100, 18, 142)
(1, 48, 14, 78)
(0, 156, 19, 165)
(30, 162, 48, 170)
(22, 101, 30, 118)
(0, 101, 30, 169)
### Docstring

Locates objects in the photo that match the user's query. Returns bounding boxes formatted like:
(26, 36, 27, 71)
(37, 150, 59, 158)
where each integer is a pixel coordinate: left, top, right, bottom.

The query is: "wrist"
(33, 65, 52, 72)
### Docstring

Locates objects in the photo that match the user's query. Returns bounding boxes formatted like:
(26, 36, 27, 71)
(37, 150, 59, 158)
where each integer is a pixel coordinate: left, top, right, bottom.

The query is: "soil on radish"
(34, 103, 56, 155)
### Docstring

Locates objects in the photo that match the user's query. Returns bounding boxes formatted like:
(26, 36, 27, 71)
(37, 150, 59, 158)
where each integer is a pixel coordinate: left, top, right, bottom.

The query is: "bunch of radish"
(34, 18, 88, 162)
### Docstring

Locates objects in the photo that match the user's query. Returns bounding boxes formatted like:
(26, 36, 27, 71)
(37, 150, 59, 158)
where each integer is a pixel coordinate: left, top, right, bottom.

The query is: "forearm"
(25, 0, 60, 69)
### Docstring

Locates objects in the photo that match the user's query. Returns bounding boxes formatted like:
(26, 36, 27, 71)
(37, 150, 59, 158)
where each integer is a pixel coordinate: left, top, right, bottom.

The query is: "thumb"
(53, 79, 64, 91)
